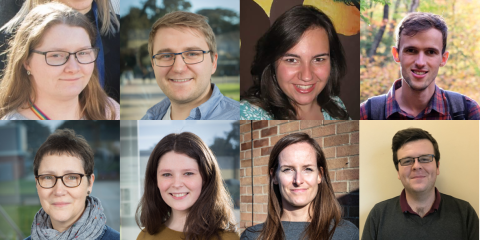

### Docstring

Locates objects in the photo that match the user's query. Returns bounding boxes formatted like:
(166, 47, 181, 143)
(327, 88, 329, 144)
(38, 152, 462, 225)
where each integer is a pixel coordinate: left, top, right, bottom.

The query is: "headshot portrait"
(0, 121, 120, 239)
(360, 121, 479, 240)
(119, 0, 240, 120)
(240, 0, 360, 120)
(239, 120, 359, 240)
(360, 1, 480, 120)
(0, 2, 119, 120)
(0, 0, 121, 103)
(120, 121, 240, 240)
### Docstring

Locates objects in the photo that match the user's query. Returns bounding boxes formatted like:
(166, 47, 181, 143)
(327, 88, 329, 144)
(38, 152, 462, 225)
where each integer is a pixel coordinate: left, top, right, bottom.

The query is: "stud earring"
(27, 70, 31, 75)
(87, 191, 90, 195)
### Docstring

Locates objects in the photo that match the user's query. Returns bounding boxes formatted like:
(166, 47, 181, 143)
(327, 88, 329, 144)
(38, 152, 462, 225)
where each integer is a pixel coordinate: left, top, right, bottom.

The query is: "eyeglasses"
(152, 50, 211, 67)
(398, 154, 435, 166)
(35, 173, 86, 188)
(31, 48, 99, 66)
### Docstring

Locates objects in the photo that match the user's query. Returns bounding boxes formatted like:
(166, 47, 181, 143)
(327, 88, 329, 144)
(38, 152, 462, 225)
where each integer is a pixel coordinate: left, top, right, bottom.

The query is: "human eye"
(158, 54, 173, 60)
(184, 172, 194, 176)
(42, 175, 54, 180)
(47, 52, 66, 58)
(161, 173, 172, 177)
(77, 49, 92, 56)
(305, 168, 314, 172)
(282, 168, 294, 173)
(404, 48, 417, 54)
(401, 158, 414, 165)
(66, 174, 79, 180)
(426, 49, 437, 55)
(419, 155, 432, 162)
(186, 51, 201, 57)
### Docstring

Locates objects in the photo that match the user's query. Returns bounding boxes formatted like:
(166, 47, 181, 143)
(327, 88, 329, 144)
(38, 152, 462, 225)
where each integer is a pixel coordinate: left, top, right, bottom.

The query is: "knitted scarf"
(31, 196, 106, 240)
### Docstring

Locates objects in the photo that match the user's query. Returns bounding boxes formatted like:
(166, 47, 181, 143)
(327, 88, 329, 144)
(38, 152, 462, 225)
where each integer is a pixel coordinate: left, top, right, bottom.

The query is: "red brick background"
(239, 120, 359, 232)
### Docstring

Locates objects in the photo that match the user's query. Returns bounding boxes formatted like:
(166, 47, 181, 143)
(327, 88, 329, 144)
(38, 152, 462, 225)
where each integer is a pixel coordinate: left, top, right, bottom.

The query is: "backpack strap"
(366, 94, 387, 120)
(444, 90, 468, 120)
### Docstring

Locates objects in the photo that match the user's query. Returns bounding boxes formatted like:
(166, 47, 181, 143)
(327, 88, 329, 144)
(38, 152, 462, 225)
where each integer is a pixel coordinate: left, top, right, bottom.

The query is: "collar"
(385, 79, 447, 119)
(400, 187, 441, 217)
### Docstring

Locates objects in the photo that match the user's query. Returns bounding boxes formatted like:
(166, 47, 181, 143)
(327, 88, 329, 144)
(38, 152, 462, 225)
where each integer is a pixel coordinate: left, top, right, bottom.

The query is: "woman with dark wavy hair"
(241, 132, 358, 240)
(136, 132, 239, 240)
(240, 5, 349, 120)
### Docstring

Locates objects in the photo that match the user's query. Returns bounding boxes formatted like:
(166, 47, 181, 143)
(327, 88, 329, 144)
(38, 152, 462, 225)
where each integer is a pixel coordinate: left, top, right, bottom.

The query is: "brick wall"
(239, 120, 359, 232)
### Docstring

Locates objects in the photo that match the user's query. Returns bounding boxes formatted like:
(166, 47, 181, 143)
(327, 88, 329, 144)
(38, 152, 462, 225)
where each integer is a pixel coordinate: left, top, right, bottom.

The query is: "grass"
(1, 204, 41, 237)
(216, 83, 240, 101)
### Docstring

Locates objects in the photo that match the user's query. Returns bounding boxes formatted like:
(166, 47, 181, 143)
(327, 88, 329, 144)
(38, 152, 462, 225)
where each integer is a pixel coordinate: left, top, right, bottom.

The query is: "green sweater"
(362, 193, 479, 240)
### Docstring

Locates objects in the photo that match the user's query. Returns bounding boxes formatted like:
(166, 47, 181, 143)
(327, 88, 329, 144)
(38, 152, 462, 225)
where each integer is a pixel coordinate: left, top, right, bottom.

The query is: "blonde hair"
(0, 0, 119, 35)
(148, 11, 217, 61)
(0, 2, 116, 120)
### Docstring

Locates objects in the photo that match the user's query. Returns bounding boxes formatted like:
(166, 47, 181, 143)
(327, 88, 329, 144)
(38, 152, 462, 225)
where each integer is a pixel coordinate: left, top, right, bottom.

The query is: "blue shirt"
(141, 84, 240, 120)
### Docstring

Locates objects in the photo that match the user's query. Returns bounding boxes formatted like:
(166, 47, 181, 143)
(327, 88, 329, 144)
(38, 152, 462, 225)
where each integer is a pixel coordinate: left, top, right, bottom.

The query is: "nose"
(52, 178, 67, 196)
(293, 171, 304, 185)
(172, 174, 184, 188)
(412, 158, 423, 170)
(298, 62, 313, 81)
(64, 54, 80, 73)
(415, 52, 426, 68)
(171, 54, 187, 73)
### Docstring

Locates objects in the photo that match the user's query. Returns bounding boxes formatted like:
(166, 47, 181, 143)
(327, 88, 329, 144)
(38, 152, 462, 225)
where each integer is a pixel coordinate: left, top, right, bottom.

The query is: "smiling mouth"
(169, 78, 192, 82)
(295, 84, 313, 90)
(170, 193, 189, 200)
(411, 70, 428, 75)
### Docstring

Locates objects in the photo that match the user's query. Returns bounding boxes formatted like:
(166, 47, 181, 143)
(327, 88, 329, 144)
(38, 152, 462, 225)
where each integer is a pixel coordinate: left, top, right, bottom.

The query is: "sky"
(120, 0, 239, 17)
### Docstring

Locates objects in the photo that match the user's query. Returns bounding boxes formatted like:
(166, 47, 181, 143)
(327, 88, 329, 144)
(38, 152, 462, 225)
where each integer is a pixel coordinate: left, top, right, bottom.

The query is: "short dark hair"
(396, 12, 448, 54)
(34, 129, 94, 182)
(392, 128, 440, 171)
(242, 5, 349, 120)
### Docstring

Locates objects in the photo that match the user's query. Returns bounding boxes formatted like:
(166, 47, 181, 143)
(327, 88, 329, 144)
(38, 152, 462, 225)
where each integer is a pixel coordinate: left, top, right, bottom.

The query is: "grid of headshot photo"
(0, 0, 479, 240)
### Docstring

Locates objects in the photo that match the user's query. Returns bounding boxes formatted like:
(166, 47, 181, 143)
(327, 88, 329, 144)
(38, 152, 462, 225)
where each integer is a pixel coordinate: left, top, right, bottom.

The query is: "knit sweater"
(240, 220, 358, 240)
(362, 193, 479, 240)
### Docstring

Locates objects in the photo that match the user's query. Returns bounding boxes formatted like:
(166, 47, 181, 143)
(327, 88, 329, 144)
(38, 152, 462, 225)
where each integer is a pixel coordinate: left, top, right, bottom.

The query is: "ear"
(440, 51, 449, 67)
(23, 60, 31, 73)
(270, 168, 278, 184)
(391, 47, 400, 63)
(436, 161, 440, 175)
(397, 169, 400, 180)
(87, 174, 95, 194)
(210, 53, 218, 75)
(317, 166, 323, 184)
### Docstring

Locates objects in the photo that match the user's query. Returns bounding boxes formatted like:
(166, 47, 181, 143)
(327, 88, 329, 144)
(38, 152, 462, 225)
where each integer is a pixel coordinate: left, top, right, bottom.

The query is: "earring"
(27, 70, 31, 75)
(87, 191, 90, 195)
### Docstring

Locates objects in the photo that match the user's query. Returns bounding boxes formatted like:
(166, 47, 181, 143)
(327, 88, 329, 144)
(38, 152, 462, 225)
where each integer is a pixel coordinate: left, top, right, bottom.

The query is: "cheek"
(157, 178, 170, 193)
(276, 65, 298, 83)
(312, 65, 331, 80)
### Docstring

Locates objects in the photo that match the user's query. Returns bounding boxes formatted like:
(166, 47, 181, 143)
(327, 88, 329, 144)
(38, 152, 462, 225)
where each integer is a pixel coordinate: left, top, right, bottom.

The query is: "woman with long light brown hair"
(136, 132, 239, 240)
(241, 132, 358, 240)
(0, 2, 118, 120)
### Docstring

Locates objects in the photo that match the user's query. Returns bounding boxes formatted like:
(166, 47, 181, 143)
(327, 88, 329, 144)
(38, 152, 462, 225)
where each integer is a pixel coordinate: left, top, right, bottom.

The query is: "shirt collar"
(385, 79, 447, 119)
(186, 83, 222, 120)
(400, 187, 441, 217)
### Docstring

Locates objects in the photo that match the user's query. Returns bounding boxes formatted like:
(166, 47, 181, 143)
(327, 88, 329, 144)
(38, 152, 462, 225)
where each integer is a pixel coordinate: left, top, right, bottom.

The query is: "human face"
(36, 154, 93, 231)
(25, 24, 93, 101)
(275, 28, 331, 107)
(397, 139, 440, 195)
(151, 27, 218, 105)
(392, 28, 449, 91)
(157, 151, 203, 212)
(272, 142, 322, 211)
(56, 0, 93, 14)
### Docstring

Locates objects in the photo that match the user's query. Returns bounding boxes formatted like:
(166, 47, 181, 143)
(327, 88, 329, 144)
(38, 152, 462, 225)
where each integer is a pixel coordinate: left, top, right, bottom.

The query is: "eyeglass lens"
(46, 49, 98, 65)
(37, 174, 83, 188)
(154, 50, 205, 66)
(400, 155, 433, 166)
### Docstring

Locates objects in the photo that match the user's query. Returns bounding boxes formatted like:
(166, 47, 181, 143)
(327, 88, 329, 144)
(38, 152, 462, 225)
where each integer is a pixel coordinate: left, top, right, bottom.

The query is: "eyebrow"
(282, 53, 330, 58)
(37, 170, 83, 175)
(158, 168, 199, 173)
(279, 164, 315, 168)
(42, 46, 93, 52)
(155, 47, 205, 54)
(403, 46, 440, 52)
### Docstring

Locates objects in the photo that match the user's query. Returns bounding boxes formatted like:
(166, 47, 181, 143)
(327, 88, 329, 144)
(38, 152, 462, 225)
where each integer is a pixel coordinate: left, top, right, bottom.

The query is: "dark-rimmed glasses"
(31, 48, 99, 66)
(35, 173, 86, 188)
(152, 50, 211, 67)
(398, 154, 435, 166)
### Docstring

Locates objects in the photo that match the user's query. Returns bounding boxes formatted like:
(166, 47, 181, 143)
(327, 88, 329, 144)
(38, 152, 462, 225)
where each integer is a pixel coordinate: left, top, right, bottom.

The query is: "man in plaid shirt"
(360, 12, 480, 120)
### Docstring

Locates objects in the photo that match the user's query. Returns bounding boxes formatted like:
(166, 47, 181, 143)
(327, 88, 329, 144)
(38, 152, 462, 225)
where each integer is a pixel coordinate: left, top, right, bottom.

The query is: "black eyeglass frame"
(35, 173, 86, 189)
(30, 48, 99, 66)
(398, 154, 436, 166)
(151, 50, 212, 67)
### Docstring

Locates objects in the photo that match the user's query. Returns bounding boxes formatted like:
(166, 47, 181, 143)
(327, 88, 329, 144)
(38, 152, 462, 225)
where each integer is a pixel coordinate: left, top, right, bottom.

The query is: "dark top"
(24, 225, 119, 240)
(240, 220, 358, 240)
(362, 192, 479, 240)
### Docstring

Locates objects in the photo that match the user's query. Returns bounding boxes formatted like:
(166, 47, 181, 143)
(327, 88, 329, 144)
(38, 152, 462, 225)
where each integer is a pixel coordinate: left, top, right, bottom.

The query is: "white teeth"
(413, 71, 426, 75)
(172, 193, 187, 197)
(171, 79, 191, 82)
(295, 85, 313, 89)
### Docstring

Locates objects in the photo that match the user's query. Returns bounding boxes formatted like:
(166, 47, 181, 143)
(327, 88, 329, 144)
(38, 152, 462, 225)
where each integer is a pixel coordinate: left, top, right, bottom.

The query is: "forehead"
(286, 27, 329, 55)
(278, 142, 317, 166)
(152, 27, 209, 53)
(35, 24, 91, 50)
(38, 154, 85, 173)
(399, 28, 443, 50)
(157, 151, 199, 170)
(397, 139, 435, 158)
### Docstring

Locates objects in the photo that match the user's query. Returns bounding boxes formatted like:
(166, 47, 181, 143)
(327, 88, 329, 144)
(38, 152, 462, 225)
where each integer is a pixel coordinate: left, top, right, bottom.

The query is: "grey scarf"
(31, 196, 106, 240)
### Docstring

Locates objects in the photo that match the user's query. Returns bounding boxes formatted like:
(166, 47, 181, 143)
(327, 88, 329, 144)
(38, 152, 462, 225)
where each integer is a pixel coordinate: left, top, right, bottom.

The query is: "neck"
(405, 188, 436, 218)
(165, 209, 188, 232)
(170, 85, 212, 120)
(51, 205, 86, 232)
(281, 201, 311, 222)
(294, 101, 323, 120)
(396, 79, 435, 117)
(31, 96, 81, 120)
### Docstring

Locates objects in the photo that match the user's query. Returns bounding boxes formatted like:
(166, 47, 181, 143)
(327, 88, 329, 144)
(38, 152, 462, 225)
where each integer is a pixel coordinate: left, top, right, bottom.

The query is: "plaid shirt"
(360, 79, 480, 120)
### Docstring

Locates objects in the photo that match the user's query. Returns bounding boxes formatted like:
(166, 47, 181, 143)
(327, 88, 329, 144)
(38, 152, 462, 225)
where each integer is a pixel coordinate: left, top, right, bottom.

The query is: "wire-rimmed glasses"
(152, 50, 212, 67)
(31, 48, 99, 66)
(398, 154, 435, 166)
(35, 173, 86, 188)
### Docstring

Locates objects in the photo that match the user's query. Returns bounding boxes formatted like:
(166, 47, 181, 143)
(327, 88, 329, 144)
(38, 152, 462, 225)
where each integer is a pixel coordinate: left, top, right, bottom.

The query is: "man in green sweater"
(362, 128, 479, 240)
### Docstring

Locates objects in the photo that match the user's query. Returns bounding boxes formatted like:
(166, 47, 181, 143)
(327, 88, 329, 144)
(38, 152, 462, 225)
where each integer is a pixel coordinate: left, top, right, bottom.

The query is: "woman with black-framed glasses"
(0, 3, 119, 120)
(26, 128, 119, 240)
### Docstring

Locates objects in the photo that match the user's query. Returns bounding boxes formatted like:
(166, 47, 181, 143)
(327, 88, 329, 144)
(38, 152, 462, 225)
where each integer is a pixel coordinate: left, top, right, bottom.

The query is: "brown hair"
(135, 132, 236, 240)
(34, 128, 94, 183)
(249, 132, 342, 240)
(148, 11, 217, 62)
(392, 128, 440, 171)
(395, 12, 448, 53)
(0, 2, 116, 120)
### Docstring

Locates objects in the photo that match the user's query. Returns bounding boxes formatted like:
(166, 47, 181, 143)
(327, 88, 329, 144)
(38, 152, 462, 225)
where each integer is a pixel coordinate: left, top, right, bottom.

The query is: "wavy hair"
(249, 132, 342, 240)
(0, 0, 119, 35)
(242, 5, 349, 120)
(136, 132, 237, 240)
(0, 3, 116, 119)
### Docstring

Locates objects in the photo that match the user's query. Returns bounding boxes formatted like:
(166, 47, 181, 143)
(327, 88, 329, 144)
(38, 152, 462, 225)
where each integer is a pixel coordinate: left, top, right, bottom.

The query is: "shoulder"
(141, 98, 170, 120)
(106, 97, 120, 120)
(464, 95, 480, 120)
(440, 193, 476, 210)
(240, 100, 272, 120)
(332, 220, 358, 240)
(323, 96, 350, 120)
(331, 96, 347, 109)
(99, 225, 120, 240)
(219, 231, 240, 240)
(24, 236, 31, 240)
(2, 110, 30, 120)
(213, 95, 240, 120)
(240, 223, 264, 240)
